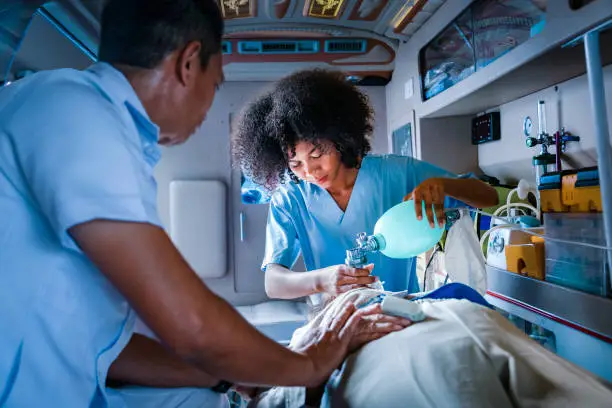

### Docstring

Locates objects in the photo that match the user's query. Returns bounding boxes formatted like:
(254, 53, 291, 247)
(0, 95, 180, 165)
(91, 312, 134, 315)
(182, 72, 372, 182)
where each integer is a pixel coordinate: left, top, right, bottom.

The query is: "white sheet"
(325, 298, 612, 408)
(249, 291, 612, 408)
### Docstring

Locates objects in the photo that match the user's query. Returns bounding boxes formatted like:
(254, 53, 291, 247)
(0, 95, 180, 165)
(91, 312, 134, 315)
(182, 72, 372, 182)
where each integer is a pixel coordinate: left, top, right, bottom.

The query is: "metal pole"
(584, 31, 612, 296)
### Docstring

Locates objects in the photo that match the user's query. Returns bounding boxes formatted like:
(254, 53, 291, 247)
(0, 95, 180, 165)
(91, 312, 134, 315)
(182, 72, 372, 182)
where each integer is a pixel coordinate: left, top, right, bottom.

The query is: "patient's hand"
(347, 303, 412, 353)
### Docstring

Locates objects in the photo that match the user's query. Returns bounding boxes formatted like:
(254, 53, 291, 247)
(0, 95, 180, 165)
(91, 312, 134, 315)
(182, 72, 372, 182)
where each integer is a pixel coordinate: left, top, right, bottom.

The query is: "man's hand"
(294, 302, 365, 387)
(404, 178, 446, 228)
(316, 264, 378, 296)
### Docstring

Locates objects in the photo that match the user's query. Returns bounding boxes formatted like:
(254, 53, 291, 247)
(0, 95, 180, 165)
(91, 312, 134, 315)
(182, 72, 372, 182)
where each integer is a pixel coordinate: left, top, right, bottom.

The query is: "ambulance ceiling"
(220, 0, 445, 40)
(219, 0, 447, 81)
(2, 0, 448, 82)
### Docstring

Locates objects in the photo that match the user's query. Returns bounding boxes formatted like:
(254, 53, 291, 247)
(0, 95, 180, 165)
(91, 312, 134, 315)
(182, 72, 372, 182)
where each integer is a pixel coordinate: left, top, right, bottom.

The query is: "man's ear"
(176, 41, 202, 86)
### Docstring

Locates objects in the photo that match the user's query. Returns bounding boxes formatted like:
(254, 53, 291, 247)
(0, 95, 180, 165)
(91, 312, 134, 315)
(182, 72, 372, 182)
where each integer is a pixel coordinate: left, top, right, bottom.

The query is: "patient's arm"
(107, 333, 218, 388)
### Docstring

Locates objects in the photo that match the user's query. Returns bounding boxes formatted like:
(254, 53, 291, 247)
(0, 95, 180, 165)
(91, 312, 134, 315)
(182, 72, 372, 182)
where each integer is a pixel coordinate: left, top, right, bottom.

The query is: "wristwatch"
(211, 380, 233, 393)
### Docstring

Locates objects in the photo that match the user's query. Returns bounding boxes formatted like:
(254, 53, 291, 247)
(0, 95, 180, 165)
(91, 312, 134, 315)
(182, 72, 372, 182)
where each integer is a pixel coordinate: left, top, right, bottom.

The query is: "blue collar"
(303, 156, 373, 225)
(86, 62, 160, 145)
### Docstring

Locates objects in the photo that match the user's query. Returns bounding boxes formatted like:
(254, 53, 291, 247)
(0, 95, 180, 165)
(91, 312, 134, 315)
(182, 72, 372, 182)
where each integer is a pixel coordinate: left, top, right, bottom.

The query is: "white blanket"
(249, 290, 612, 408)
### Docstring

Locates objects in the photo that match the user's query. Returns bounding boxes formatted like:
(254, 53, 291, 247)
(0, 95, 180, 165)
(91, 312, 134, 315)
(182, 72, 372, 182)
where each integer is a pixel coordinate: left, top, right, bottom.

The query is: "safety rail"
(486, 265, 612, 343)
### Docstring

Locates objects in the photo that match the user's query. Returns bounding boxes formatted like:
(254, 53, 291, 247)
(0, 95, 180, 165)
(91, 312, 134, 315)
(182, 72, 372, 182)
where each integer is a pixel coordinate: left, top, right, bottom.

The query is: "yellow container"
(540, 188, 564, 213)
(505, 235, 545, 280)
(538, 167, 602, 213)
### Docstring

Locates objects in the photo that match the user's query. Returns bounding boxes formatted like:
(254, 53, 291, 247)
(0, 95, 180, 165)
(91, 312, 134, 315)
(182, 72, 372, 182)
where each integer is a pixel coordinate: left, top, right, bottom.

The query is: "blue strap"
(358, 283, 492, 310)
(411, 282, 493, 309)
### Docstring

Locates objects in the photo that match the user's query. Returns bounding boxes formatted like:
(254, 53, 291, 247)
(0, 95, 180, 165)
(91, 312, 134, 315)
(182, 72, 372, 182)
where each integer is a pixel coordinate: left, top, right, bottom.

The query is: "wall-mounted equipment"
(523, 116, 533, 136)
(526, 101, 556, 184)
(526, 100, 580, 184)
(471, 111, 501, 145)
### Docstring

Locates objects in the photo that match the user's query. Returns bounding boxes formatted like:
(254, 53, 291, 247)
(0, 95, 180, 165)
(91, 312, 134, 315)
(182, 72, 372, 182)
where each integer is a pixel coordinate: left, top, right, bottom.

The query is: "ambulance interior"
(2, 0, 612, 390)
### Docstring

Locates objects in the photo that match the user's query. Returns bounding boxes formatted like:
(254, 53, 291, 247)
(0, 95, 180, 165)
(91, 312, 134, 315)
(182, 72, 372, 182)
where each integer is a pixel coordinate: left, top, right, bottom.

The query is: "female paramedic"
(231, 69, 498, 303)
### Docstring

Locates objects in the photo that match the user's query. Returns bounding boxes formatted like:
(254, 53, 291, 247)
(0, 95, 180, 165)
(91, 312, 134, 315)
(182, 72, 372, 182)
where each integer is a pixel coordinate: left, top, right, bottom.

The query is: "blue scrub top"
(262, 154, 463, 296)
(0, 63, 226, 408)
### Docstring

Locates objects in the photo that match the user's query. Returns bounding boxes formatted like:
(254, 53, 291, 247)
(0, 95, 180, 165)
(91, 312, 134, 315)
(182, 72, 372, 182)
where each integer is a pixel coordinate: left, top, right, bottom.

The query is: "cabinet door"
(231, 168, 271, 293)
(473, 0, 547, 70)
(229, 113, 306, 293)
(230, 113, 271, 293)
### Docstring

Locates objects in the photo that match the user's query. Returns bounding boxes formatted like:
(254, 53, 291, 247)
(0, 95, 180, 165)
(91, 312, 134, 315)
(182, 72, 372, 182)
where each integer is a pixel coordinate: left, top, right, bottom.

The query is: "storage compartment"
(472, 0, 547, 70)
(420, 7, 475, 101)
(419, 0, 547, 101)
(544, 213, 610, 297)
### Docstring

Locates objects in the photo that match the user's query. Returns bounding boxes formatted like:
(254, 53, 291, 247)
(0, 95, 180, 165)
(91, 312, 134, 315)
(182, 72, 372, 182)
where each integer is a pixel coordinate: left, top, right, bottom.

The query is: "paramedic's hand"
(405, 178, 446, 228)
(347, 303, 412, 353)
(317, 264, 378, 296)
(295, 302, 365, 386)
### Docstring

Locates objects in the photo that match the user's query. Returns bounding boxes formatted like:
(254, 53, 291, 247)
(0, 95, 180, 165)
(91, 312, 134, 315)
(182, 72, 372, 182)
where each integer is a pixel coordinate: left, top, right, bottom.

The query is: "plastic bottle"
(371, 199, 445, 259)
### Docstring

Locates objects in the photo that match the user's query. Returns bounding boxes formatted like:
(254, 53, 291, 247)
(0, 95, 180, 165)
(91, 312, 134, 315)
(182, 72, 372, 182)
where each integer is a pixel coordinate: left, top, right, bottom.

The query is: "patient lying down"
(244, 286, 612, 408)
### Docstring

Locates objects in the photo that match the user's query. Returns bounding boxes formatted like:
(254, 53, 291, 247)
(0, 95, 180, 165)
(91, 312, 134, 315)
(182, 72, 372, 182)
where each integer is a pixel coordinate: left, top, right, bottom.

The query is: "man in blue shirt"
(0, 1, 410, 406)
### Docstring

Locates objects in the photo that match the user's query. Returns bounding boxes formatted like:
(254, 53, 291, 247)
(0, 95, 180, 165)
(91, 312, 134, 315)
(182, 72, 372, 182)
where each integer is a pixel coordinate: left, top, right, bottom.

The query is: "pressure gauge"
(523, 116, 533, 137)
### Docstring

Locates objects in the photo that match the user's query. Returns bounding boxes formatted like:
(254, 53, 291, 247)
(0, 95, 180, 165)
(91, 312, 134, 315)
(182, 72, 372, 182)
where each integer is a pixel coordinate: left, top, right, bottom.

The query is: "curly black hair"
(231, 69, 374, 190)
(231, 91, 282, 189)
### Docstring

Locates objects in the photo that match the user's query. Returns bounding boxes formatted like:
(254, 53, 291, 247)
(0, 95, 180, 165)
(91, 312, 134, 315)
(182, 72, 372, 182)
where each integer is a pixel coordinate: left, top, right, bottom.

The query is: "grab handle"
(239, 212, 245, 242)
